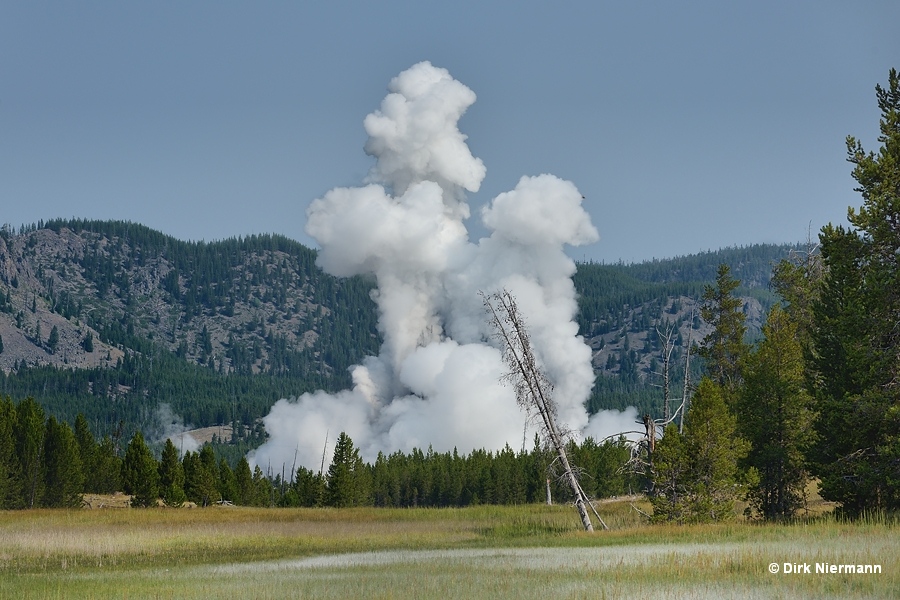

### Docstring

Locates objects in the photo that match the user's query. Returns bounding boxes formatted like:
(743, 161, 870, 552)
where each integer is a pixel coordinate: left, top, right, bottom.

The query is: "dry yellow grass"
(0, 500, 895, 599)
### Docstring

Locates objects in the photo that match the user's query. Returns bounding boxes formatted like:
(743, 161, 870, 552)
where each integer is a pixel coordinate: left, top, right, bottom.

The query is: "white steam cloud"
(250, 62, 627, 472)
(152, 403, 200, 456)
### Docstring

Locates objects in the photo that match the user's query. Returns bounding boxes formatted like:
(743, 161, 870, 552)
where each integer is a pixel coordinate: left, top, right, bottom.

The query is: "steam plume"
(251, 62, 621, 472)
(152, 403, 200, 455)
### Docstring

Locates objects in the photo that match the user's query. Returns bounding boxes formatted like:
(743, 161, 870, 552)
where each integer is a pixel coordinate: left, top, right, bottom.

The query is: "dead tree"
(678, 308, 694, 434)
(652, 320, 678, 423)
(615, 307, 697, 500)
(483, 289, 607, 531)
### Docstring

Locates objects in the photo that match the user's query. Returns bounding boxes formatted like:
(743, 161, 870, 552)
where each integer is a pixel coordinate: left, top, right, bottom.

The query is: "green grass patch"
(0, 503, 897, 599)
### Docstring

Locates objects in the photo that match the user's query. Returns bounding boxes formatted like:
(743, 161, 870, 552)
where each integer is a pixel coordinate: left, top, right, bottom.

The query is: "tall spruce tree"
(325, 432, 368, 507)
(699, 264, 747, 401)
(158, 438, 186, 507)
(234, 456, 253, 506)
(252, 464, 273, 507)
(41, 417, 84, 508)
(121, 431, 159, 507)
(47, 325, 59, 355)
(183, 446, 219, 506)
(650, 378, 749, 523)
(89, 436, 122, 494)
(15, 398, 45, 509)
(649, 423, 691, 523)
(73, 414, 96, 491)
(217, 458, 237, 504)
(198, 445, 221, 506)
(0, 397, 19, 509)
(739, 306, 815, 519)
(810, 68, 900, 514)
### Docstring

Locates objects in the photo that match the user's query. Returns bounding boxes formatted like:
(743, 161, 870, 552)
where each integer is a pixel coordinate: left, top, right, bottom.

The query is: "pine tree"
(325, 432, 368, 507)
(234, 456, 253, 505)
(197, 445, 221, 506)
(183, 446, 219, 506)
(811, 69, 900, 514)
(41, 417, 84, 507)
(293, 466, 324, 507)
(0, 397, 19, 509)
(684, 378, 750, 521)
(252, 465, 272, 507)
(650, 423, 692, 523)
(121, 431, 159, 507)
(738, 305, 815, 520)
(48, 325, 59, 354)
(217, 458, 237, 504)
(650, 378, 749, 523)
(82, 331, 94, 353)
(699, 264, 747, 400)
(15, 398, 45, 509)
(89, 436, 122, 494)
(73, 414, 96, 493)
(158, 438, 186, 507)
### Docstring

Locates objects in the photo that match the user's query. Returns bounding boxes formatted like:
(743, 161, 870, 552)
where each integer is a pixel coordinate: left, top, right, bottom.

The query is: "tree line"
(645, 68, 900, 522)
(0, 395, 639, 510)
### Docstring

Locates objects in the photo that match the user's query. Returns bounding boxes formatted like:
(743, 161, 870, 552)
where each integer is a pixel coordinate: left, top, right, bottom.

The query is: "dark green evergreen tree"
(197, 445, 221, 506)
(89, 436, 122, 494)
(252, 465, 272, 507)
(699, 264, 747, 400)
(325, 432, 368, 507)
(48, 325, 59, 355)
(649, 423, 691, 523)
(183, 446, 219, 507)
(738, 306, 815, 520)
(72, 414, 96, 492)
(234, 456, 253, 506)
(158, 438, 186, 507)
(121, 431, 159, 507)
(810, 68, 900, 514)
(217, 458, 237, 504)
(82, 331, 94, 353)
(41, 416, 84, 507)
(292, 466, 324, 507)
(0, 397, 19, 509)
(685, 378, 750, 521)
(650, 378, 749, 523)
(15, 398, 45, 508)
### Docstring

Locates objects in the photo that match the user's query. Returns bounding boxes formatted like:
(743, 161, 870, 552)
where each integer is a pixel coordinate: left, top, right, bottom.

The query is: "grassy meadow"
(0, 500, 896, 599)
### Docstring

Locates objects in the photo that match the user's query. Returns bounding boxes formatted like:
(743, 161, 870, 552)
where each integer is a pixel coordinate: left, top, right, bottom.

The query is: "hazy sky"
(2, 2, 897, 263)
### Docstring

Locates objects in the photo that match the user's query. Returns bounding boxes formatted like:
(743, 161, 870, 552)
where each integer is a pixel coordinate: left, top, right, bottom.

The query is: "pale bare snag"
(482, 289, 607, 531)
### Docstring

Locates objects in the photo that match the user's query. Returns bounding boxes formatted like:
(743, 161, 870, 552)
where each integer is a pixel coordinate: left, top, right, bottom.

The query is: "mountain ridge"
(0, 219, 797, 437)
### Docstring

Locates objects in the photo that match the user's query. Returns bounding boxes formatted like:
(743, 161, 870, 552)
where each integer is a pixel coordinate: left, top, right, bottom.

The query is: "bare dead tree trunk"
(654, 321, 677, 423)
(679, 307, 694, 435)
(319, 430, 329, 477)
(546, 478, 552, 505)
(642, 413, 656, 456)
(483, 289, 605, 531)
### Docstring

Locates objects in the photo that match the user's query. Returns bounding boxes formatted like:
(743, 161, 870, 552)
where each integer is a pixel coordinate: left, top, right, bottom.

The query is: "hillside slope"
(0, 220, 797, 435)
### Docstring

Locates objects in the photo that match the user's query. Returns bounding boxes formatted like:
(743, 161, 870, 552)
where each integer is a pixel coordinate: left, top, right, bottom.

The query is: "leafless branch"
(483, 289, 604, 531)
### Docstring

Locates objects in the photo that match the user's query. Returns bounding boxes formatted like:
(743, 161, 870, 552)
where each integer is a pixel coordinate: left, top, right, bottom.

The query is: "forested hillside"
(575, 244, 795, 414)
(0, 218, 796, 440)
(0, 219, 379, 435)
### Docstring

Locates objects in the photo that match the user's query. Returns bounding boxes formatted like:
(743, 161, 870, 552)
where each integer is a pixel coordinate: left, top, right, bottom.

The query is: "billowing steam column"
(484, 289, 608, 531)
(249, 61, 608, 476)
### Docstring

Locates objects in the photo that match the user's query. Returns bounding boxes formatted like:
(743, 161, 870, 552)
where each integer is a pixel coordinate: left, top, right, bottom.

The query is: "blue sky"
(2, 2, 898, 263)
